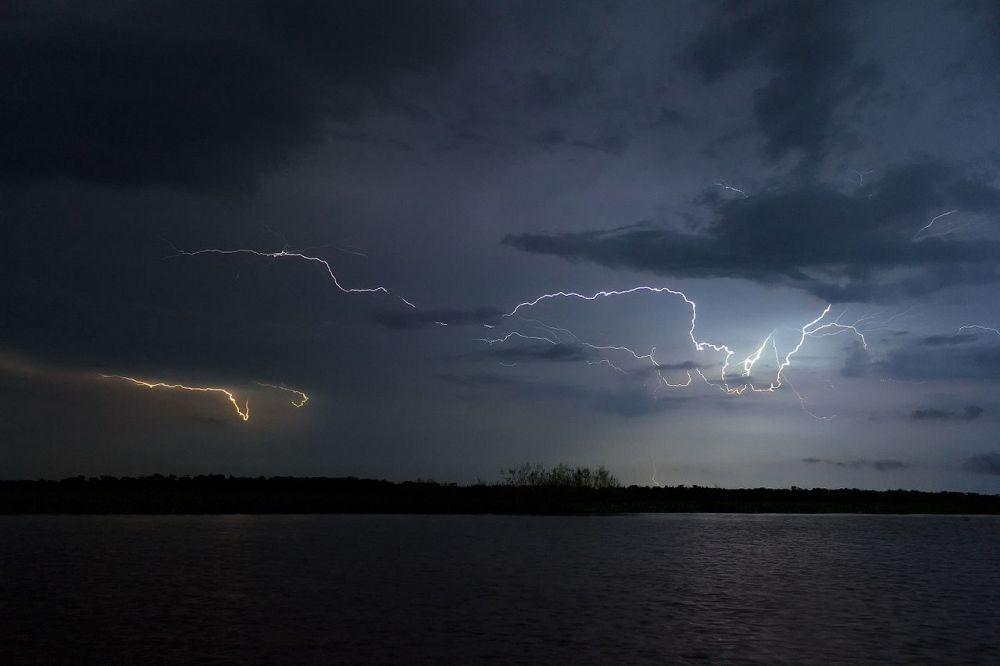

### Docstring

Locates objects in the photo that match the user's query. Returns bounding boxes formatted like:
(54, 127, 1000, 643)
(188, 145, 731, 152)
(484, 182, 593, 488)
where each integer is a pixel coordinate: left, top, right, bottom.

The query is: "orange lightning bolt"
(100, 375, 250, 421)
(256, 382, 309, 408)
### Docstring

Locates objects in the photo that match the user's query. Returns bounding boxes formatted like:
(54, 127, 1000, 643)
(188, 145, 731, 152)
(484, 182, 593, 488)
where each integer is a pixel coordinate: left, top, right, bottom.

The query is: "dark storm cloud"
(529, 128, 632, 156)
(963, 453, 1000, 476)
(654, 360, 708, 372)
(911, 405, 984, 421)
(436, 372, 541, 391)
(593, 387, 690, 417)
(950, 1, 1000, 82)
(920, 334, 977, 347)
(505, 160, 1000, 302)
(802, 458, 911, 472)
(646, 106, 690, 129)
(846, 341, 1000, 382)
(687, 0, 879, 166)
(436, 371, 689, 417)
(840, 344, 874, 379)
(458, 344, 710, 373)
(463, 343, 592, 364)
(436, 371, 592, 407)
(0, 0, 482, 188)
(371, 307, 502, 330)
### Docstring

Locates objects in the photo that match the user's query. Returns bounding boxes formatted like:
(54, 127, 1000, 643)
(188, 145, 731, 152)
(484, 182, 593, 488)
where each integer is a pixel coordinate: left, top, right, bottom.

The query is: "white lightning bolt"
(913, 209, 958, 240)
(586, 359, 629, 375)
(771, 338, 834, 421)
(714, 180, 749, 198)
(166, 244, 415, 308)
(957, 324, 1000, 337)
(649, 460, 663, 488)
(477, 330, 561, 346)
(497, 288, 871, 400)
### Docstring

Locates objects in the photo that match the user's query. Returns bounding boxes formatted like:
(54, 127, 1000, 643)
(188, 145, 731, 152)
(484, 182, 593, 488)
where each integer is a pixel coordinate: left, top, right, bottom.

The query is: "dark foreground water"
(2, 515, 998, 663)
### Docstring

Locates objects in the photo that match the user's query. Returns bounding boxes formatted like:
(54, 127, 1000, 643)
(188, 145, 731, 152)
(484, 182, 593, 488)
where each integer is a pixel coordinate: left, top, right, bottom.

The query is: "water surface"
(2, 514, 998, 663)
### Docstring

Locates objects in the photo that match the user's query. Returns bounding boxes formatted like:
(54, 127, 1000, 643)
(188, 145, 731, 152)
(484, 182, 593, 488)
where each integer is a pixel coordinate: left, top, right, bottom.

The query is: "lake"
(2, 514, 998, 663)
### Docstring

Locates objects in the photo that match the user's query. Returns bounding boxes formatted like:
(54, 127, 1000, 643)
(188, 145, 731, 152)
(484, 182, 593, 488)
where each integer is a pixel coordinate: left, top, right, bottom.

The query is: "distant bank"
(2, 476, 999, 514)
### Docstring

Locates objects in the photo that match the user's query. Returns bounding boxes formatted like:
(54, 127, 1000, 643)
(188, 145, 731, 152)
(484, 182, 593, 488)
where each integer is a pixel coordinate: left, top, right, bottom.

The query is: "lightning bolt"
(771, 338, 834, 421)
(256, 382, 309, 408)
(649, 460, 663, 488)
(481, 308, 687, 385)
(477, 330, 561, 346)
(848, 168, 873, 186)
(495, 287, 872, 404)
(734, 304, 866, 395)
(714, 180, 749, 198)
(160, 242, 882, 419)
(957, 324, 1000, 337)
(913, 209, 958, 240)
(165, 244, 416, 308)
(586, 359, 629, 375)
(742, 333, 774, 377)
(101, 375, 250, 421)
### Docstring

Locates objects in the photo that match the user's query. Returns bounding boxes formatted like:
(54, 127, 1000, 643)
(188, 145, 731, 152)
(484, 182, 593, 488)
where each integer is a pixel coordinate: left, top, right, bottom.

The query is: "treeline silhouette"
(499, 463, 619, 489)
(2, 472, 1000, 514)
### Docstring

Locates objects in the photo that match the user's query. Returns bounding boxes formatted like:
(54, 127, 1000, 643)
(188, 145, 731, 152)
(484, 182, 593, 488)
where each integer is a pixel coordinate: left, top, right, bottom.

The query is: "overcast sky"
(3, 0, 1000, 489)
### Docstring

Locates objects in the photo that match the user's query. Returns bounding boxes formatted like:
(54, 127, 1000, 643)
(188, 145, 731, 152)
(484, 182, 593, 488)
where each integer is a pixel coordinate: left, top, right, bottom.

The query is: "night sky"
(3, 0, 1000, 490)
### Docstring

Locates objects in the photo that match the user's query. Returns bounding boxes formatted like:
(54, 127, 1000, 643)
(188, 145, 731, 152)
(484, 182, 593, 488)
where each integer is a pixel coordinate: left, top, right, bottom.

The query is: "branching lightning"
(771, 338, 834, 421)
(101, 374, 250, 421)
(102, 375, 311, 419)
(158, 238, 896, 423)
(488, 286, 879, 409)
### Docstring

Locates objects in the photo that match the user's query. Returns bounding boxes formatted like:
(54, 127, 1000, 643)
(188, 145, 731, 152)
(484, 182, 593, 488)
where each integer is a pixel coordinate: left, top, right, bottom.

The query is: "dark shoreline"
(2, 476, 999, 514)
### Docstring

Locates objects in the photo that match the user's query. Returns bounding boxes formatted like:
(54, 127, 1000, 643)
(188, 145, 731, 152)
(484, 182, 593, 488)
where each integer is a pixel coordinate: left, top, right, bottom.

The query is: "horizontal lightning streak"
(714, 180, 749, 198)
(586, 359, 629, 375)
(101, 374, 250, 421)
(957, 324, 1000, 337)
(166, 245, 415, 308)
(495, 287, 870, 399)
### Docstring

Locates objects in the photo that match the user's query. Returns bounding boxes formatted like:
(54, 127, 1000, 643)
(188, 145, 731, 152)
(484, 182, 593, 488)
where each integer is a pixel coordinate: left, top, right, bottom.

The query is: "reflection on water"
(2, 514, 998, 663)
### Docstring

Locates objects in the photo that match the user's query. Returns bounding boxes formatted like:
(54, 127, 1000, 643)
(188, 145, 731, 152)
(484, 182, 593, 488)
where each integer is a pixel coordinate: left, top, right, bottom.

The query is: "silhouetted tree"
(499, 463, 620, 489)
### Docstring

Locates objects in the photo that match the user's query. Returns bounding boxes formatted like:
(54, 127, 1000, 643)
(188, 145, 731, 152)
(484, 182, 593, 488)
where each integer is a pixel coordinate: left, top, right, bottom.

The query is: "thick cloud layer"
(911, 405, 984, 422)
(688, 0, 879, 167)
(802, 458, 911, 473)
(0, 0, 480, 188)
(505, 161, 1000, 302)
(964, 453, 1000, 476)
(845, 341, 1000, 381)
(2, 1, 999, 489)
